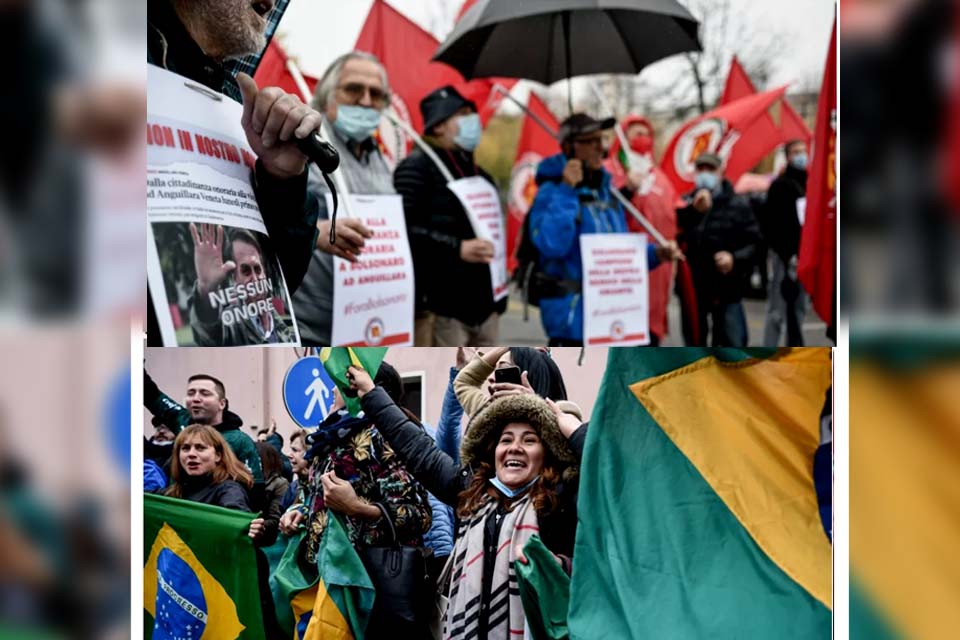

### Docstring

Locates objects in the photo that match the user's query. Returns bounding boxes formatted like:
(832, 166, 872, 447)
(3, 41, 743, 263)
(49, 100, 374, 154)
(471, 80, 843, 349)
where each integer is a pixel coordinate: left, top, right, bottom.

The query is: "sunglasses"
(573, 135, 604, 147)
(337, 82, 389, 108)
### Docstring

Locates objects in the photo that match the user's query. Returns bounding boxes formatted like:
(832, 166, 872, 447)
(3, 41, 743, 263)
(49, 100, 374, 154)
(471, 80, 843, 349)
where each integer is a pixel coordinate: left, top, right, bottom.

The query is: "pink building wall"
(144, 347, 609, 453)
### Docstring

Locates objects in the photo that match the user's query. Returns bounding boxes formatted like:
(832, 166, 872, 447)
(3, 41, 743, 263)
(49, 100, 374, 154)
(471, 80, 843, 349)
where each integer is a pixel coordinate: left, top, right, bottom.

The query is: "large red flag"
(354, 0, 463, 135)
(253, 40, 319, 101)
(721, 56, 812, 144)
(719, 55, 756, 104)
(798, 19, 837, 327)
(506, 93, 561, 272)
(660, 86, 788, 194)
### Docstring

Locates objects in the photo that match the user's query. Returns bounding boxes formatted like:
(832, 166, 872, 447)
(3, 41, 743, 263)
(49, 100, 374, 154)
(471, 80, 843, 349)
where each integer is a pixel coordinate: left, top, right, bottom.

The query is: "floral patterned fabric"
(300, 424, 432, 564)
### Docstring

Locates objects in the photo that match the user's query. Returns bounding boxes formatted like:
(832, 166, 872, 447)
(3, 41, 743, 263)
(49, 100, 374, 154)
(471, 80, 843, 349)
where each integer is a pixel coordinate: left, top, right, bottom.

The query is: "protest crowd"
(145, 346, 589, 639)
(145, 0, 835, 349)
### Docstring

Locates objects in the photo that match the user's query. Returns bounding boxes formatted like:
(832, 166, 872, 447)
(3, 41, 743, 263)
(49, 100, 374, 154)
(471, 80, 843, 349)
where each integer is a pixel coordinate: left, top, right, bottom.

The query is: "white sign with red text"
(580, 233, 650, 346)
(330, 195, 414, 347)
(447, 176, 509, 302)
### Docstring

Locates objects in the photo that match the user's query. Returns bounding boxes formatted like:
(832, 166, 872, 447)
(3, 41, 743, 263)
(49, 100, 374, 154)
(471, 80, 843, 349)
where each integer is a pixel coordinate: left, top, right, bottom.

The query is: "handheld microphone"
(295, 131, 340, 173)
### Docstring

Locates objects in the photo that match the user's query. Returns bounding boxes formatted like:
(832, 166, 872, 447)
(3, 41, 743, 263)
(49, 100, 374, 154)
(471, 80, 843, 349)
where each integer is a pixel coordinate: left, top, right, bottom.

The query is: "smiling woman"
(348, 364, 585, 640)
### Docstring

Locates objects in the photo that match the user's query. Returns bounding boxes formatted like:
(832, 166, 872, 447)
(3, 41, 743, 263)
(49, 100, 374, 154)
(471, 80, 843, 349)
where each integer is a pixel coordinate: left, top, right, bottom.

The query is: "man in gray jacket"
(291, 51, 396, 345)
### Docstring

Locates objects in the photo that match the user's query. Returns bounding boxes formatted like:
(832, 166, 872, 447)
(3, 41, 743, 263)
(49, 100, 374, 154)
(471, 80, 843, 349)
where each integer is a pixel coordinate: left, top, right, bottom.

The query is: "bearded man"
(146, 0, 323, 344)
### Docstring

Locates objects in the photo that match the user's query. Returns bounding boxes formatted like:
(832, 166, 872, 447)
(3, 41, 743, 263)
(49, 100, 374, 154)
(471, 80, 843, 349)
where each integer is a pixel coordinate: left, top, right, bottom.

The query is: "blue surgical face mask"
(789, 153, 809, 171)
(694, 171, 719, 192)
(454, 113, 482, 151)
(333, 104, 381, 142)
(489, 475, 540, 499)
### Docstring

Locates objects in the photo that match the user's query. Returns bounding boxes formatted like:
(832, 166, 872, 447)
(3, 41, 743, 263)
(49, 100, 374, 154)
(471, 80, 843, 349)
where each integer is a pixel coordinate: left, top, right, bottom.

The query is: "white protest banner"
(447, 176, 509, 302)
(146, 65, 300, 347)
(580, 233, 650, 346)
(331, 195, 414, 347)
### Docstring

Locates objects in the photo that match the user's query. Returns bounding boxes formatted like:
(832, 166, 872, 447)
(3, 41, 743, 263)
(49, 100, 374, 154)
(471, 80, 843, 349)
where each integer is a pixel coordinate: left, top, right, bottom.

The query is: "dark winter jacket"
(359, 386, 581, 558)
(143, 371, 265, 508)
(761, 166, 807, 263)
(258, 473, 289, 547)
(529, 153, 661, 341)
(677, 178, 762, 304)
(178, 474, 251, 512)
(393, 145, 508, 325)
(421, 367, 464, 558)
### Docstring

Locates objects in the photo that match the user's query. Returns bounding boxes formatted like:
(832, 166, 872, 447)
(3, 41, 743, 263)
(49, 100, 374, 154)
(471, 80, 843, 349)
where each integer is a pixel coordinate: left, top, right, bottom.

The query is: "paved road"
(500, 288, 832, 347)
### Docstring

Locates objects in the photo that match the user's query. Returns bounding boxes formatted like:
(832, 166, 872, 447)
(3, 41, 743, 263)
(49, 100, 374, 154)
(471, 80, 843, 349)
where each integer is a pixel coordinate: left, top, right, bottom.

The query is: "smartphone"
(494, 366, 522, 386)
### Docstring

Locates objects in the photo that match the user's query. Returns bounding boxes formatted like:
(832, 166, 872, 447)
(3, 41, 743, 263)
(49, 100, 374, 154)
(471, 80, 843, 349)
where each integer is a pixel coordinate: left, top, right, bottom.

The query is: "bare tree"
(677, 0, 784, 115)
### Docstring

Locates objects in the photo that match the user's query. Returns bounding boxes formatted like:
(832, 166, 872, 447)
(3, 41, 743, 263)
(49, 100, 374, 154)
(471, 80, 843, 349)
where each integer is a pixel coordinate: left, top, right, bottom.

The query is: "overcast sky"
(277, 0, 835, 105)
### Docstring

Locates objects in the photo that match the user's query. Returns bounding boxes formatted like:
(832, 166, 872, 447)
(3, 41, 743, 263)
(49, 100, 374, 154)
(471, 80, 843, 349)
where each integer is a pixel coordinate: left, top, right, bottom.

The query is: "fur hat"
(460, 395, 578, 471)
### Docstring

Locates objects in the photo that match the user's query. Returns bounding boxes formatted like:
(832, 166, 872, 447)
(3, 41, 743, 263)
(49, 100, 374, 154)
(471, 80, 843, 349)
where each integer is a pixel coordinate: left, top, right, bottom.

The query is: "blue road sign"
(283, 356, 337, 428)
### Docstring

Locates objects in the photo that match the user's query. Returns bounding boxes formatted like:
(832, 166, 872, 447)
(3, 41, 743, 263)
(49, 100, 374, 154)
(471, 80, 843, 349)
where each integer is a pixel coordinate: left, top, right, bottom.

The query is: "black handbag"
(359, 504, 432, 624)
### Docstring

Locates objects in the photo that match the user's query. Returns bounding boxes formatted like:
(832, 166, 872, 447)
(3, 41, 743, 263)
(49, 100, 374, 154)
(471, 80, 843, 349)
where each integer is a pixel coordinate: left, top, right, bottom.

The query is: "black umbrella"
(434, 0, 701, 89)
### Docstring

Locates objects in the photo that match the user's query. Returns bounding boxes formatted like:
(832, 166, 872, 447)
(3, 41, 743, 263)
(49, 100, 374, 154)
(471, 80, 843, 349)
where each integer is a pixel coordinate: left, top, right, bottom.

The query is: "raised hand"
(190, 223, 236, 296)
(490, 370, 536, 400)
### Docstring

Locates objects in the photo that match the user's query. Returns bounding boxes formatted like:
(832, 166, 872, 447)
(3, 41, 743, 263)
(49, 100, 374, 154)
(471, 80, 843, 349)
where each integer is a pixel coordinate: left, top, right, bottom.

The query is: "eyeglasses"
(337, 82, 389, 108)
(573, 135, 604, 147)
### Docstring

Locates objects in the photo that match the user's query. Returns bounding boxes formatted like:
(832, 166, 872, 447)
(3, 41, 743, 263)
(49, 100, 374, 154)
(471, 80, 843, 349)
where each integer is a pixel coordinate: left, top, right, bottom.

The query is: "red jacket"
(604, 116, 679, 342)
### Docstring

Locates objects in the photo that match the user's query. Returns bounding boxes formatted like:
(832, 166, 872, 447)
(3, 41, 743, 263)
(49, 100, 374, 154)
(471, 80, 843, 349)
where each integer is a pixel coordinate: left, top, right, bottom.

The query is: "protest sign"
(146, 65, 300, 347)
(447, 177, 509, 302)
(330, 195, 414, 346)
(580, 233, 650, 346)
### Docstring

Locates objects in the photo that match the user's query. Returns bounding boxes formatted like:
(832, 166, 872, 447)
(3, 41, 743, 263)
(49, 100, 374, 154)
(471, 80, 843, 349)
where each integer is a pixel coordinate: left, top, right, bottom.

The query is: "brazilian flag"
(319, 347, 387, 416)
(270, 531, 319, 639)
(516, 534, 571, 640)
(850, 335, 960, 639)
(144, 493, 265, 640)
(303, 512, 375, 639)
(568, 348, 832, 638)
(270, 513, 375, 639)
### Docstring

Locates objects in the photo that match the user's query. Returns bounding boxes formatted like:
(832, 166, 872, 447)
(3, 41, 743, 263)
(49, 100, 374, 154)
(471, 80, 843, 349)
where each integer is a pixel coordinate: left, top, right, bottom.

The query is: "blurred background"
(0, 0, 142, 637)
(842, 0, 960, 638)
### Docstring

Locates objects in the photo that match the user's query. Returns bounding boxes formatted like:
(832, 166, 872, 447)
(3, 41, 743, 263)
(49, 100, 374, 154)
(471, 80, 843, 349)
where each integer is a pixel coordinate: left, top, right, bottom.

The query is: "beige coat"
(454, 355, 583, 421)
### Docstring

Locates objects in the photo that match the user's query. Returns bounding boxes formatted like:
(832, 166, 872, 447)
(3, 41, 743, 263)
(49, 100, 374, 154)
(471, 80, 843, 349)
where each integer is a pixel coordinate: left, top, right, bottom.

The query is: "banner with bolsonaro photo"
(146, 65, 300, 346)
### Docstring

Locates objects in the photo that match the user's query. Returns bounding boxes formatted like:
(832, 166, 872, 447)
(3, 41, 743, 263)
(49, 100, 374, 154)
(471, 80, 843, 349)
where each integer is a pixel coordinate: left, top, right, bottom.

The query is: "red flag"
(604, 115, 680, 342)
(719, 55, 756, 104)
(253, 40, 319, 101)
(798, 19, 837, 327)
(506, 93, 560, 272)
(721, 56, 812, 144)
(660, 86, 788, 194)
(355, 0, 464, 134)
(457, 0, 479, 21)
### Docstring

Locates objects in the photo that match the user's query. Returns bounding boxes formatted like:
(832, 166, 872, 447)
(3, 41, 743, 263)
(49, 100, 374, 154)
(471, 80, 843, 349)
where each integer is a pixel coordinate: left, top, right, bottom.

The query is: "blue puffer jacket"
(421, 367, 463, 558)
(529, 153, 660, 342)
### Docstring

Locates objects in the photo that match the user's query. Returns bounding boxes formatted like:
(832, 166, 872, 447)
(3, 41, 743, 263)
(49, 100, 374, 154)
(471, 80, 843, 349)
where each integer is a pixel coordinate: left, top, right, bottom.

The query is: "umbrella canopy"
(434, 0, 701, 85)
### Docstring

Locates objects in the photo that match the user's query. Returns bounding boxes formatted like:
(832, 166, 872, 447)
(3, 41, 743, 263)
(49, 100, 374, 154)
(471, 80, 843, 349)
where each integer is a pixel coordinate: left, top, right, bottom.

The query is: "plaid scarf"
(444, 494, 539, 640)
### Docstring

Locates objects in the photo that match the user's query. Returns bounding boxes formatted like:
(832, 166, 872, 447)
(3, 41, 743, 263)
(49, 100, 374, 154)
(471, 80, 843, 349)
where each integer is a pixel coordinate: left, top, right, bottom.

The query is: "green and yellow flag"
(569, 348, 832, 638)
(144, 493, 264, 640)
(850, 336, 960, 640)
(516, 534, 571, 640)
(319, 347, 388, 416)
(269, 531, 318, 639)
(303, 512, 375, 640)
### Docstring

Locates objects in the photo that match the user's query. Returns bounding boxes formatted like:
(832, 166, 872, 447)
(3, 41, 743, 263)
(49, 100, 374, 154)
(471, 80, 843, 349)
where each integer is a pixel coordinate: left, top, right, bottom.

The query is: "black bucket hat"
(420, 85, 477, 133)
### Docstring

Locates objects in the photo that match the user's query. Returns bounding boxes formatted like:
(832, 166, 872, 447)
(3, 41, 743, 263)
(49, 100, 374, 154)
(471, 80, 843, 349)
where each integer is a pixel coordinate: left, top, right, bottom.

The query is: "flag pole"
(284, 57, 359, 219)
(381, 110, 456, 183)
(492, 85, 558, 138)
(496, 86, 668, 246)
(588, 82, 633, 169)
